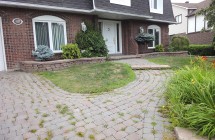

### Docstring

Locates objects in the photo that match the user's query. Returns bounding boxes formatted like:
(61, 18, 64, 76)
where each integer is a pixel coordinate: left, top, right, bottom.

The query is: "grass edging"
(38, 62, 136, 94)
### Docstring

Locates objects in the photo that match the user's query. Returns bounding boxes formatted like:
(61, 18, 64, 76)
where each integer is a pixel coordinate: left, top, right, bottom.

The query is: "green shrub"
(165, 57, 215, 139)
(155, 44, 165, 52)
(75, 23, 108, 57)
(185, 44, 215, 56)
(32, 45, 54, 61)
(62, 43, 81, 59)
(169, 36, 190, 51)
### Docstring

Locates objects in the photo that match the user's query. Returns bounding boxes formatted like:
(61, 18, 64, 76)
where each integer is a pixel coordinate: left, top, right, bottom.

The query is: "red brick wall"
(171, 31, 214, 45)
(0, 7, 95, 70)
(187, 31, 214, 44)
(122, 20, 169, 55)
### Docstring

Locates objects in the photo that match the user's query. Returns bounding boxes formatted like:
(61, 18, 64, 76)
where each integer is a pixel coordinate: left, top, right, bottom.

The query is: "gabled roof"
(0, 0, 175, 23)
(173, 0, 211, 17)
(172, 3, 198, 9)
(187, 0, 211, 16)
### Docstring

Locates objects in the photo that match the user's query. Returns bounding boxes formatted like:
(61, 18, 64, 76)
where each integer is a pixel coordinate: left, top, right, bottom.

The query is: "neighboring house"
(0, 0, 175, 71)
(169, 0, 213, 44)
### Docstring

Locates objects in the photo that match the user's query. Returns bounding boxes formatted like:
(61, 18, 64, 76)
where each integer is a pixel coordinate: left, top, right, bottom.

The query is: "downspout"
(92, 0, 96, 10)
(92, 0, 98, 29)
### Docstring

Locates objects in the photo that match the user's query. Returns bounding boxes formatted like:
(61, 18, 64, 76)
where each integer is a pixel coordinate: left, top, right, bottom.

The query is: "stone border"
(19, 51, 188, 72)
(20, 57, 106, 72)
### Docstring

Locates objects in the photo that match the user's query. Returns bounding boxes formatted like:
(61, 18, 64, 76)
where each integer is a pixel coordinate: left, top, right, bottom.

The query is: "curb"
(174, 127, 215, 140)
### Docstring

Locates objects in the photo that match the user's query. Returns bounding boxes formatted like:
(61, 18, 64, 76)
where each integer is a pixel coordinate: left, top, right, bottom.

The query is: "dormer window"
(110, 0, 131, 6)
(149, 0, 163, 14)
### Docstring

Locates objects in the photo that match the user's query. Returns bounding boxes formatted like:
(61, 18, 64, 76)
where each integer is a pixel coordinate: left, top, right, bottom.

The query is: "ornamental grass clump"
(165, 56, 215, 139)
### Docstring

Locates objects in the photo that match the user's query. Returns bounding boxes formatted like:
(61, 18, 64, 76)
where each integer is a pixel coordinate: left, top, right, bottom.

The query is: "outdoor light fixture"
(12, 18, 23, 25)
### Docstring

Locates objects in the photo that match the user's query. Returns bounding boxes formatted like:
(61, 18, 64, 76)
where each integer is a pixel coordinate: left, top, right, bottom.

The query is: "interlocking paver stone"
(0, 59, 173, 140)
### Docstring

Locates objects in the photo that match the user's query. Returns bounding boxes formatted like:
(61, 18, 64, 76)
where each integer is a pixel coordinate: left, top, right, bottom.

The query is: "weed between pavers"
(35, 109, 40, 114)
(118, 112, 124, 117)
(89, 134, 95, 140)
(42, 113, 49, 117)
(103, 124, 108, 128)
(151, 122, 157, 127)
(30, 129, 37, 133)
(39, 120, 45, 128)
(142, 109, 149, 114)
(76, 132, 84, 137)
(136, 100, 143, 104)
(45, 130, 53, 140)
(151, 129, 157, 135)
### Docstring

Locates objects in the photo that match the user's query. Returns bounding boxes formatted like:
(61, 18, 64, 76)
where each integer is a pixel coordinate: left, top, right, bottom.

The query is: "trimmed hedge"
(185, 44, 215, 56)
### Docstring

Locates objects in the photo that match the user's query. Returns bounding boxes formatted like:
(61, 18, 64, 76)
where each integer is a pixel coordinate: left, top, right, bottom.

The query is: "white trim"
(99, 19, 123, 54)
(147, 25, 161, 49)
(32, 15, 67, 53)
(0, 17, 7, 71)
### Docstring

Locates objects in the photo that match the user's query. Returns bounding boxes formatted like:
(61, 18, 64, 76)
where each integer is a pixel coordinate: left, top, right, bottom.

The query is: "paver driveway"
(0, 61, 172, 140)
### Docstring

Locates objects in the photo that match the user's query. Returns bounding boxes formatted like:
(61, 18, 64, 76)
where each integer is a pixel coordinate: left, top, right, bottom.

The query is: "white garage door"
(0, 17, 6, 71)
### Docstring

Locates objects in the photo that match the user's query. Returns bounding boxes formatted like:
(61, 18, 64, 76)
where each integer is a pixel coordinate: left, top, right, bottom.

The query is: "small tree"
(199, 0, 215, 31)
(199, 0, 215, 49)
(62, 43, 81, 59)
(32, 45, 54, 61)
(169, 36, 190, 51)
(75, 22, 108, 57)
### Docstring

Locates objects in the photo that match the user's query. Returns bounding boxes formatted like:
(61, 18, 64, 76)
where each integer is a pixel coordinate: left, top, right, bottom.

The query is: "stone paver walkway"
(0, 60, 172, 140)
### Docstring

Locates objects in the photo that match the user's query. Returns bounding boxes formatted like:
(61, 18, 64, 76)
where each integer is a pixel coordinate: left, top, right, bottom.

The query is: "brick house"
(169, 0, 213, 44)
(0, 0, 175, 71)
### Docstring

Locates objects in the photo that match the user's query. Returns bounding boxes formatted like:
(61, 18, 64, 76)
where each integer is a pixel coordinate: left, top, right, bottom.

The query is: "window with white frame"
(33, 15, 67, 53)
(110, 0, 131, 6)
(175, 14, 182, 24)
(149, 0, 163, 14)
(147, 25, 161, 48)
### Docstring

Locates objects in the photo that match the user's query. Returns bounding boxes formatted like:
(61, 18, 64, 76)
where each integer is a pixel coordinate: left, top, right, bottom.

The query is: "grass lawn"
(38, 62, 136, 94)
(146, 56, 215, 69)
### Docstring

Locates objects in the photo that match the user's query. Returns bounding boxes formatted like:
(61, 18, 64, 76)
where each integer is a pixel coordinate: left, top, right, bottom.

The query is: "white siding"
(196, 15, 205, 32)
(188, 16, 195, 33)
(169, 5, 188, 35)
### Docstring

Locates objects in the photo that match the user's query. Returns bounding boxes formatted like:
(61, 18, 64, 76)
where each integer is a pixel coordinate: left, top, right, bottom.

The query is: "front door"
(0, 17, 6, 71)
(100, 20, 122, 54)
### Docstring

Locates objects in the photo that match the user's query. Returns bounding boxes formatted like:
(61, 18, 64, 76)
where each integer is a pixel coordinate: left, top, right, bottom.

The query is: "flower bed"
(163, 56, 215, 139)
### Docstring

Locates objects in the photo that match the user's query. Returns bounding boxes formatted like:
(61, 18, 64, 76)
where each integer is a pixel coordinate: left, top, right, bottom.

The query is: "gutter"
(0, 1, 93, 13)
(93, 8, 152, 19)
(147, 18, 177, 24)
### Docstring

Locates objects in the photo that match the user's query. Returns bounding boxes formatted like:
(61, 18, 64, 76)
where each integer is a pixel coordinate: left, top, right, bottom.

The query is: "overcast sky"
(171, 0, 204, 3)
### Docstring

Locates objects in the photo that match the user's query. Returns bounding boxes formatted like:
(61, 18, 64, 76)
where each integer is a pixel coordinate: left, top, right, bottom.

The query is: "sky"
(171, 0, 204, 3)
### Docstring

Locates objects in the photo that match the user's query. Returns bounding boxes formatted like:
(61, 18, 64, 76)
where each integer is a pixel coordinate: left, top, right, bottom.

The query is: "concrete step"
(131, 65, 171, 70)
(175, 127, 215, 140)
